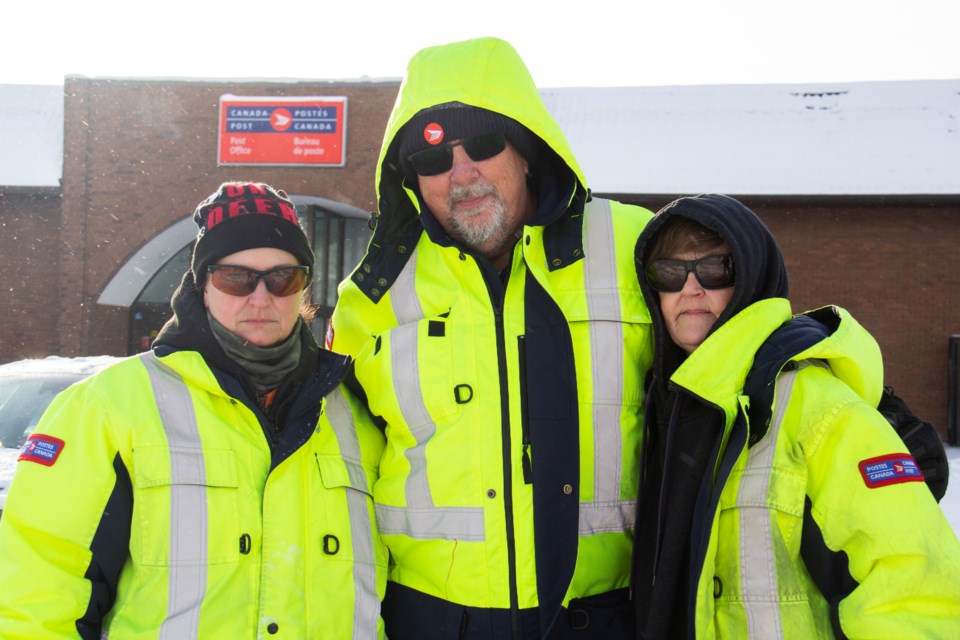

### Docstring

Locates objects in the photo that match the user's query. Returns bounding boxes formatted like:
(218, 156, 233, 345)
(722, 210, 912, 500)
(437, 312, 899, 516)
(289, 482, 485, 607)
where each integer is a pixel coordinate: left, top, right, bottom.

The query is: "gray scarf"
(206, 311, 302, 395)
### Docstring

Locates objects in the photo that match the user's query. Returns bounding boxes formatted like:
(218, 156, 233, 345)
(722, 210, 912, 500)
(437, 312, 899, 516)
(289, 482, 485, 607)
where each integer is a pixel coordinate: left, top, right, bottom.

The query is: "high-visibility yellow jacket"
(649, 300, 960, 638)
(0, 349, 387, 639)
(330, 37, 654, 637)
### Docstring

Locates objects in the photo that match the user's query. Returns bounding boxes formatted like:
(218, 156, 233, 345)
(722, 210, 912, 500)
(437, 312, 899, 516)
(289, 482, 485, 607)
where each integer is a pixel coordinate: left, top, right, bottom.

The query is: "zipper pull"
(522, 444, 534, 484)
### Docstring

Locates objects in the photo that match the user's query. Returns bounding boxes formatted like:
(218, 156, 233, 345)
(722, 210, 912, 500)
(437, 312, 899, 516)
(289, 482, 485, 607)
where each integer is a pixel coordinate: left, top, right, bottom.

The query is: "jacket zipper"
(495, 301, 522, 638)
(517, 335, 533, 484)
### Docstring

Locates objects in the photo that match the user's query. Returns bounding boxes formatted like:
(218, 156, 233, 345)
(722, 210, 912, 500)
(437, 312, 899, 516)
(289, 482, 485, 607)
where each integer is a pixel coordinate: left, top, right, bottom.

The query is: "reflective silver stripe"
(141, 352, 207, 639)
(579, 500, 637, 535)
(391, 323, 435, 510)
(738, 366, 800, 639)
(383, 249, 486, 541)
(580, 199, 629, 535)
(390, 246, 424, 325)
(376, 504, 486, 541)
(324, 387, 381, 640)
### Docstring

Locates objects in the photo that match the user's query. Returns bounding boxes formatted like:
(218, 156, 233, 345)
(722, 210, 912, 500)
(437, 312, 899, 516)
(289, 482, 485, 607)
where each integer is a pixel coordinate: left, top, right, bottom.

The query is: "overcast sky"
(5, 0, 958, 88)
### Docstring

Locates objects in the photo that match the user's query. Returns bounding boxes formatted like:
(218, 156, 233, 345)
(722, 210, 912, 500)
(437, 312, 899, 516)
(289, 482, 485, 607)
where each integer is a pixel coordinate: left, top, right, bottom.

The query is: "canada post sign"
(218, 95, 347, 166)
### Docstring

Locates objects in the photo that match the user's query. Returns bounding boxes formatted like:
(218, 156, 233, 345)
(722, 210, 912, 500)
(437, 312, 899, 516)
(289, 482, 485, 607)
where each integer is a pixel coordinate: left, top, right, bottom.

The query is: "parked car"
(0, 355, 124, 514)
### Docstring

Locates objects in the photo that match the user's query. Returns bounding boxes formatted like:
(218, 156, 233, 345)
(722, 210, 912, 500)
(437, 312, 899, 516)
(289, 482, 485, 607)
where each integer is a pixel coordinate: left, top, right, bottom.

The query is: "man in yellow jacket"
(329, 37, 654, 638)
(0, 182, 387, 638)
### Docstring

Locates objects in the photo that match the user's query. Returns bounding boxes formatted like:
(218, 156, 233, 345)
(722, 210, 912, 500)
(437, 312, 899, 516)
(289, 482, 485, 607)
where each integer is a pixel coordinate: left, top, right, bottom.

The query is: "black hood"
(634, 193, 788, 379)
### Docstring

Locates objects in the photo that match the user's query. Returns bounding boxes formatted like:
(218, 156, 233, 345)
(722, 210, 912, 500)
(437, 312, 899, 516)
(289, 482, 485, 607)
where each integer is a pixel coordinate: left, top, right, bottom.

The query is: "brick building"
(0, 77, 957, 440)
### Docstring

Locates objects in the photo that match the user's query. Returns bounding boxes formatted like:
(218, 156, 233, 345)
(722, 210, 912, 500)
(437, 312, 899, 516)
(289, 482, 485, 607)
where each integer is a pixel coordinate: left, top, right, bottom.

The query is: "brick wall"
(758, 197, 960, 437)
(0, 188, 62, 361)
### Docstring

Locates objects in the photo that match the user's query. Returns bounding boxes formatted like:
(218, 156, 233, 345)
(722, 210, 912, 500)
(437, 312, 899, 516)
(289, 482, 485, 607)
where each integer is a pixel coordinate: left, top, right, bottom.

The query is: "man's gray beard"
(447, 183, 508, 251)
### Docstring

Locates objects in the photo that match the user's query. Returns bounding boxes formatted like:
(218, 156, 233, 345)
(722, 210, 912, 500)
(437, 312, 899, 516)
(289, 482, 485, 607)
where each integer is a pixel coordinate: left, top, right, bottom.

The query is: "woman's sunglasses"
(645, 254, 735, 292)
(407, 133, 507, 176)
(206, 264, 311, 297)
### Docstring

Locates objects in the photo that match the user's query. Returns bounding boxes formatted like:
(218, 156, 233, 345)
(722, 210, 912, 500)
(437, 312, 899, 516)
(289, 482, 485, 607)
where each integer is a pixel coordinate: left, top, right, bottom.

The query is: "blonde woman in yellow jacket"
(330, 38, 654, 638)
(0, 183, 387, 639)
(632, 193, 960, 639)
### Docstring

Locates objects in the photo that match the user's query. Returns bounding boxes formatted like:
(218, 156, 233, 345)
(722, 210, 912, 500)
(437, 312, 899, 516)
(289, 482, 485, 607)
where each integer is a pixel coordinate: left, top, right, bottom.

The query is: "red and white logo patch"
(19, 434, 66, 467)
(423, 122, 444, 145)
(858, 453, 924, 489)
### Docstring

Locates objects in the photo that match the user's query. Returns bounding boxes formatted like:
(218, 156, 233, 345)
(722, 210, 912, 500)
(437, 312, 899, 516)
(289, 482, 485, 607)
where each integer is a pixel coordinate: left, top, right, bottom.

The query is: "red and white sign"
(218, 95, 347, 166)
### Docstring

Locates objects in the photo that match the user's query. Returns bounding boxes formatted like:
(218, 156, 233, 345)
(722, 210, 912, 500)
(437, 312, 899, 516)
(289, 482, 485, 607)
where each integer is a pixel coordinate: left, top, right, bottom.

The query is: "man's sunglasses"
(206, 264, 311, 297)
(645, 254, 735, 292)
(407, 133, 507, 176)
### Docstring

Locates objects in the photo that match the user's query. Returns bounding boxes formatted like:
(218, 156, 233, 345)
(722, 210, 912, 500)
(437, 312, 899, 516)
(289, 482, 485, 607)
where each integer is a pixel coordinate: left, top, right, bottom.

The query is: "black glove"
(878, 386, 949, 502)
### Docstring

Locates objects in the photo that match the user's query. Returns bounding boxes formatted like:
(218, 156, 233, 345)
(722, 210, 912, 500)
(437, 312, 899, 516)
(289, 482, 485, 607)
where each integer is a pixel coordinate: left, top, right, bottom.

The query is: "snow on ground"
(0, 448, 16, 510)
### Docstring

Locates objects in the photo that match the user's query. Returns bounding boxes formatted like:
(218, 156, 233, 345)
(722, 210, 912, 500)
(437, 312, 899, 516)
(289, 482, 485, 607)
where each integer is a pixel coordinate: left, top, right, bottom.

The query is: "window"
(309, 205, 371, 337)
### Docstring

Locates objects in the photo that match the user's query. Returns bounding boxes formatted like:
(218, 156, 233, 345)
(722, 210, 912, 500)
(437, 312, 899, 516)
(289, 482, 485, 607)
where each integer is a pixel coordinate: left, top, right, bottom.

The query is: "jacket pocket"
(133, 445, 239, 566)
(316, 454, 376, 496)
(315, 453, 388, 569)
(716, 467, 807, 603)
(356, 312, 461, 437)
(565, 290, 651, 409)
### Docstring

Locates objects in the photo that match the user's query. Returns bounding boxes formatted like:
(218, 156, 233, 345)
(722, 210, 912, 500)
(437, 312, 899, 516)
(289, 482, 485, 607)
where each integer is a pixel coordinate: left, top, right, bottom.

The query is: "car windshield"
(0, 374, 81, 449)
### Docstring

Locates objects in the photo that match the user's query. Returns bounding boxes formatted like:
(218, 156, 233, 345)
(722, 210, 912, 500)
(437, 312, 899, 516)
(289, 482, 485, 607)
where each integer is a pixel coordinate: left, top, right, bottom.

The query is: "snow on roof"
(0, 84, 63, 188)
(1, 79, 957, 195)
(542, 79, 960, 196)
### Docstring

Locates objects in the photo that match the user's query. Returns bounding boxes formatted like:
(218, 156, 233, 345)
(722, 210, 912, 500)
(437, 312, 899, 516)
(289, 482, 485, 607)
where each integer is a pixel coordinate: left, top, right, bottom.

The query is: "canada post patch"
(19, 434, 66, 467)
(858, 453, 923, 489)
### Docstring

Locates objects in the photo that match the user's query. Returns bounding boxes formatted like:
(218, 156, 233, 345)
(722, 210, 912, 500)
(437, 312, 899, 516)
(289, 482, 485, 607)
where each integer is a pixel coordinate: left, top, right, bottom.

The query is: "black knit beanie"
(397, 102, 540, 178)
(190, 182, 315, 284)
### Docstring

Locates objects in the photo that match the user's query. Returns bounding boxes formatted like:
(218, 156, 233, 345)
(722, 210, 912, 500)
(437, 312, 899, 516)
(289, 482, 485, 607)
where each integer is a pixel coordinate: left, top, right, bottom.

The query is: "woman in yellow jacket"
(0, 182, 387, 639)
(631, 193, 960, 638)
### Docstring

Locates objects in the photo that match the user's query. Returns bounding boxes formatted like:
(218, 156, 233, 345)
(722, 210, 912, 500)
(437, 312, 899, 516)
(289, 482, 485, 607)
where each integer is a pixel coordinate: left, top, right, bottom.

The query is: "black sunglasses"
(206, 264, 311, 297)
(407, 133, 507, 176)
(645, 254, 735, 292)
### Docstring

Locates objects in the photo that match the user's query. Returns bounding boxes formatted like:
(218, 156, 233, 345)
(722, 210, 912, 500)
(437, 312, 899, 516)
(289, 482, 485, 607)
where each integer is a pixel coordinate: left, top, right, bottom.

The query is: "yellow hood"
(377, 36, 586, 205)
